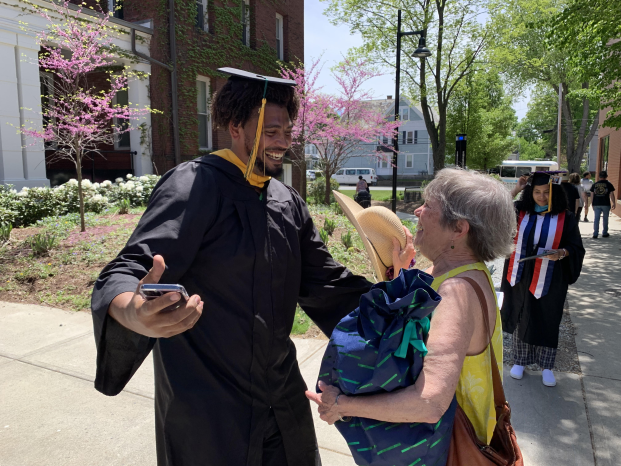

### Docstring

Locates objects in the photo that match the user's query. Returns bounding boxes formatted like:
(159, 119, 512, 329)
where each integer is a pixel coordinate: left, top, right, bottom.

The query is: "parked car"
(332, 168, 377, 186)
(306, 170, 316, 181)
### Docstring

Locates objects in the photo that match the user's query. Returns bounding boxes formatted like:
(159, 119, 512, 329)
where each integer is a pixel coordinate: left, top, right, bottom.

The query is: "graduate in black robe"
(90, 69, 372, 466)
(501, 172, 585, 387)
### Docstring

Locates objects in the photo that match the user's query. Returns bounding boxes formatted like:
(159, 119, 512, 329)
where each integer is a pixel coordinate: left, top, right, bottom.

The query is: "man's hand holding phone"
(108, 255, 204, 338)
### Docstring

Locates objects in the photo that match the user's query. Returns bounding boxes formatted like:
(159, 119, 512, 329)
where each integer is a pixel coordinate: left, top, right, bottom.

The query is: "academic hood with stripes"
(500, 207, 584, 348)
(91, 154, 372, 466)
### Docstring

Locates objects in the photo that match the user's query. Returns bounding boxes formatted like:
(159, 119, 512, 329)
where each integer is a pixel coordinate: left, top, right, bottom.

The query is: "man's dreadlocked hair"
(212, 77, 299, 129)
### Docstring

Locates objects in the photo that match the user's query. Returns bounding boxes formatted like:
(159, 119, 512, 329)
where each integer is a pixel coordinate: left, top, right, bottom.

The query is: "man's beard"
(244, 140, 284, 178)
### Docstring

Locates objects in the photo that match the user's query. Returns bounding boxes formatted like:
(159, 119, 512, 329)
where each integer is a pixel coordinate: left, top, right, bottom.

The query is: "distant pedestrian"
(503, 172, 585, 387)
(562, 175, 580, 215)
(356, 175, 368, 193)
(581, 172, 593, 221)
(570, 173, 585, 220)
(591, 171, 616, 238)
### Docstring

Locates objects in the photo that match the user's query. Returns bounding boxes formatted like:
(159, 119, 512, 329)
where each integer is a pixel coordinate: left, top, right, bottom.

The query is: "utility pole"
(557, 83, 562, 167)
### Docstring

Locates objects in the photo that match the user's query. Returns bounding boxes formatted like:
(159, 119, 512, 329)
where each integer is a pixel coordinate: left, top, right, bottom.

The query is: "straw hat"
(333, 190, 406, 282)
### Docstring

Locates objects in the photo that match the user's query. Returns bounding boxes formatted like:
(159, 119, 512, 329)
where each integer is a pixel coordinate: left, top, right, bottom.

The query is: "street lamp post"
(392, 10, 431, 212)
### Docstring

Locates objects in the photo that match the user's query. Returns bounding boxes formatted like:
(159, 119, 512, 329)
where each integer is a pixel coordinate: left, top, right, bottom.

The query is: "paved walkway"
(0, 214, 619, 465)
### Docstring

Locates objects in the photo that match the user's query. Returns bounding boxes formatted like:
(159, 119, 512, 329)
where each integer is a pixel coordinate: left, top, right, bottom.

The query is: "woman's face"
(532, 184, 550, 207)
(413, 197, 453, 259)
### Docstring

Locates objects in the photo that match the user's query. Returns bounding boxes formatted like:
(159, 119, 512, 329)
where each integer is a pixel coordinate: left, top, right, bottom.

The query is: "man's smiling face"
(239, 103, 293, 177)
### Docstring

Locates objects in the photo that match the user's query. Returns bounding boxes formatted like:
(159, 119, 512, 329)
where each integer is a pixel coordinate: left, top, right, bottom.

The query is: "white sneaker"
(542, 369, 556, 387)
(510, 365, 524, 380)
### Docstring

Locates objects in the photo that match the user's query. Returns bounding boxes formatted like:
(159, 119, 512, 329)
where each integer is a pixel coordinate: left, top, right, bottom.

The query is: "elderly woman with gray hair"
(308, 168, 516, 446)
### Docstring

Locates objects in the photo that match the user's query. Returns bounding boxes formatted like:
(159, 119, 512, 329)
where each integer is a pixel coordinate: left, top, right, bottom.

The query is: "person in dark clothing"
(503, 172, 585, 387)
(591, 170, 617, 238)
(90, 68, 372, 466)
(561, 176, 580, 215)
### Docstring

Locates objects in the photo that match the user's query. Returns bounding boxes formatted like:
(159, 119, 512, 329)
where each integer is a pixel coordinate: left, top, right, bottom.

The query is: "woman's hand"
(511, 175, 529, 198)
(392, 226, 416, 275)
(545, 248, 569, 261)
(305, 380, 346, 425)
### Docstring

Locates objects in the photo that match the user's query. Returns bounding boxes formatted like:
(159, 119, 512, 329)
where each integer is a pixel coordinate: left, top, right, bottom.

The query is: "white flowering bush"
(0, 174, 161, 227)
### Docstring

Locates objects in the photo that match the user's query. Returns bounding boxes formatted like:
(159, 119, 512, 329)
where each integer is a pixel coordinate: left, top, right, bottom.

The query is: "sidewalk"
(0, 215, 619, 465)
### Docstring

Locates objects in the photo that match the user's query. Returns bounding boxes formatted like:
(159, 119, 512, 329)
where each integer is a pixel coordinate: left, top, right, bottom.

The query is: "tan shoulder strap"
(461, 277, 507, 414)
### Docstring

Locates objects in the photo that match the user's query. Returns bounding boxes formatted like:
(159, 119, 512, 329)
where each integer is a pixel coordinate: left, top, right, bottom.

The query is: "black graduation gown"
(90, 155, 372, 466)
(500, 210, 585, 348)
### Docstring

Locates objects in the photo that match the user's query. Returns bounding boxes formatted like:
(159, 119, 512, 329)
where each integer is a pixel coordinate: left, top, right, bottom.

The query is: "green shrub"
(28, 232, 59, 256)
(332, 202, 343, 216)
(319, 228, 329, 244)
(401, 219, 417, 235)
(0, 222, 12, 242)
(341, 231, 353, 249)
(308, 177, 339, 205)
(117, 198, 131, 215)
(324, 218, 337, 235)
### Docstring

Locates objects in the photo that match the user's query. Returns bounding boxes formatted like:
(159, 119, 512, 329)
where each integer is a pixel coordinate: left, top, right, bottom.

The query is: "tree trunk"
(324, 169, 331, 205)
(76, 149, 86, 232)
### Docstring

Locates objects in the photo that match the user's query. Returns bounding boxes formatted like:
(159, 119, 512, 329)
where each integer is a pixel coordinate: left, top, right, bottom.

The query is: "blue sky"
(303, 0, 529, 120)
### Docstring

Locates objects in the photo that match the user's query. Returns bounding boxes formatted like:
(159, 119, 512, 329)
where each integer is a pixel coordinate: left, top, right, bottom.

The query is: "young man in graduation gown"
(90, 68, 373, 466)
(501, 172, 585, 387)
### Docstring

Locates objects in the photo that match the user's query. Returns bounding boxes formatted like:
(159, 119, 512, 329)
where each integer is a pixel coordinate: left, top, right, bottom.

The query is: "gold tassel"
(244, 98, 267, 180)
(543, 180, 552, 214)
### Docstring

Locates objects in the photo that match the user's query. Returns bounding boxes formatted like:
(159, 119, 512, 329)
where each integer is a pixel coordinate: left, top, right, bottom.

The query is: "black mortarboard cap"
(217, 68, 296, 180)
(528, 171, 567, 186)
(218, 68, 296, 87)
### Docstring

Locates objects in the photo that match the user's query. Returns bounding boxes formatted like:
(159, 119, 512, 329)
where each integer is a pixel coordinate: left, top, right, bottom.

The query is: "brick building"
(119, 0, 305, 191)
(596, 110, 621, 217)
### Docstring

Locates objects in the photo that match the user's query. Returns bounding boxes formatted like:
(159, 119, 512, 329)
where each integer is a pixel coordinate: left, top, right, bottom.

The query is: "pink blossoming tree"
(282, 58, 399, 204)
(21, 1, 152, 232)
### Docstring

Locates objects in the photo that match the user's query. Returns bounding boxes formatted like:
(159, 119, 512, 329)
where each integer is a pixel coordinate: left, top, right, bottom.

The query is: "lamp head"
(411, 36, 432, 58)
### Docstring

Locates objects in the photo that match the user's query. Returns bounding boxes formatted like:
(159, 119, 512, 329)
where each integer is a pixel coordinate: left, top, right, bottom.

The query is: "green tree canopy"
(446, 68, 516, 170)
(323, 0, 489, 173)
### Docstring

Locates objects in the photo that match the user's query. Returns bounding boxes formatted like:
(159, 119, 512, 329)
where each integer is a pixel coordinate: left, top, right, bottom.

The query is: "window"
(413, 130, 418, 144)
(400, 107, 409, 121)
(516, 167, 530, 177)
(407, 131, 413, 144)
(197, 77, 212, 149)
(275, 14, 284, 60)
(345, 169, 356, 176)
(241, 0, 250, 46)
(357, 169, 370, 175)
(601, 136, 609, 171)
(382, 136, 389, 145)
(114, 88, 130, 149)
(336, 169, 344, 175)
(107, 0, 124, 19)
(406, 154, 413, 168)
(378, 158, 389, 169)
(196, 0, 208, 31)
(535, 166, 549, 172)
(501, 166, 516, 178)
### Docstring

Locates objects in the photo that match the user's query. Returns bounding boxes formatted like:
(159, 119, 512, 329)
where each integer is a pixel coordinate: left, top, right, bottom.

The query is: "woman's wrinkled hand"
(305, 380, 345, 425)
(392, 226, 416, 275)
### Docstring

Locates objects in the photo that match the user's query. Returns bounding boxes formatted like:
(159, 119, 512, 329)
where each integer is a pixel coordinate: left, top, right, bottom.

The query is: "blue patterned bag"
(317, 268, 457, 466)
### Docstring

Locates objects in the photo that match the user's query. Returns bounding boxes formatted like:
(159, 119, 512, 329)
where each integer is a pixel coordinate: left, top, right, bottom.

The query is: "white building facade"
(340, 97, 433, 179)
(0, 0, 153, 190)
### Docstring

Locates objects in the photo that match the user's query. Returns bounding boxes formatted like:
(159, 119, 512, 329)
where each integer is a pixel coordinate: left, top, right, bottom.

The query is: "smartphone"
(139, 284, 190, 301)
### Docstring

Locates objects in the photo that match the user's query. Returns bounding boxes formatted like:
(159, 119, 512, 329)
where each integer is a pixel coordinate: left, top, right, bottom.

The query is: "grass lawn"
(336, 189, 406, 202)
(0, 201, 426, 337)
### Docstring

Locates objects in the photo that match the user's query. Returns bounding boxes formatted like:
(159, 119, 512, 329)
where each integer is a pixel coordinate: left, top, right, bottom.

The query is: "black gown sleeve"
(91, 162, 219, 396)
(293, 194, 373, 336)
(560, 211, 585, 285)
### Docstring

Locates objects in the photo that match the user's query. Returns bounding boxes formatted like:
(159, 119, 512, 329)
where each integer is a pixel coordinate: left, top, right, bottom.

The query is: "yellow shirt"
(430, 262, 503, 444)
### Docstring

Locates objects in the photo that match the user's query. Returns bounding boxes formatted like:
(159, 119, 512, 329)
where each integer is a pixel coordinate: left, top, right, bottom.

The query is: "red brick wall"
(597, 108, 621, 217)
(120, 0, 304, 191)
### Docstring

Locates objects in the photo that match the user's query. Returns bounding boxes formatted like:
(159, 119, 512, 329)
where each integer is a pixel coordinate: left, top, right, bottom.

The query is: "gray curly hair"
(424, 168, 516, 261)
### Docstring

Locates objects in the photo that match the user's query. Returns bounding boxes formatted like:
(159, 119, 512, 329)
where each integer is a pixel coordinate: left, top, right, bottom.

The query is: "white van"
(490, 160, 559, 186)
(332, 168, 377, 186)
